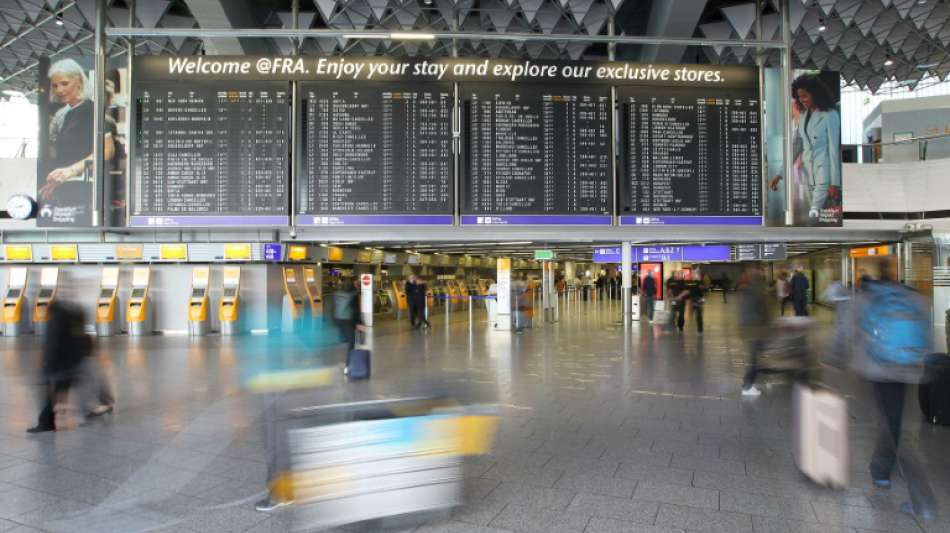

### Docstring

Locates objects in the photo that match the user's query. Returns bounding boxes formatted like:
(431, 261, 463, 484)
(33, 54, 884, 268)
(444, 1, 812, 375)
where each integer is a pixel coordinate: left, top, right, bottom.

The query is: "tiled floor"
(1, 297, 949, 533)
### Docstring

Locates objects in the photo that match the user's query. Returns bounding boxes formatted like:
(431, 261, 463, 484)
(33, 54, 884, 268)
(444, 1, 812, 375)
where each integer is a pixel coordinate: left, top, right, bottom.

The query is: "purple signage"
(263, 243, 283, 261)
(593, 245, 732, 263)
(619, 215, 762, 226)
(296, 215, 454, 226)
(461, 215, 612, 225)
(130, 215, 289, 227)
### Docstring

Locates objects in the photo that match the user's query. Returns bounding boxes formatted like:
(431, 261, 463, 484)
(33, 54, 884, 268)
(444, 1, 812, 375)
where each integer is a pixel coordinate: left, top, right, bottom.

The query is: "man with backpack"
(850, 260, 936, 521)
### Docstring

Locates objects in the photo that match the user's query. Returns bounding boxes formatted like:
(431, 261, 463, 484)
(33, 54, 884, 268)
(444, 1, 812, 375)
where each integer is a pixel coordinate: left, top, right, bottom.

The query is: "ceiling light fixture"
(817, 18, 827, 32)
(55, 15, 64, 26)
(884, 57, 894, 66)
(390, 32, 435, 40)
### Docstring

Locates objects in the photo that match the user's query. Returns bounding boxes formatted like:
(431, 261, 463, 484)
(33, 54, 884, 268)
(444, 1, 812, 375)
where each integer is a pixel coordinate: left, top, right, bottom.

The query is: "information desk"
(296, 83, 454, 226)
(618, 86, 761, 225)
(460, 84, 612, 225)
(131, 82, 291, 227)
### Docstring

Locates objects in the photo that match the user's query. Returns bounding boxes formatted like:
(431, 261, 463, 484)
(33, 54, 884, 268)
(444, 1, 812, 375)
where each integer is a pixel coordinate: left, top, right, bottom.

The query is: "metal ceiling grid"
(2, 1, 947, 98)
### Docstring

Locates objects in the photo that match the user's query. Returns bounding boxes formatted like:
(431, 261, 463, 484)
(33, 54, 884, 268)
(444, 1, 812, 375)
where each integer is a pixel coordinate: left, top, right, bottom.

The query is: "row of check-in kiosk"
(387, 279, 491, 315)
(1, 265, 247, 336)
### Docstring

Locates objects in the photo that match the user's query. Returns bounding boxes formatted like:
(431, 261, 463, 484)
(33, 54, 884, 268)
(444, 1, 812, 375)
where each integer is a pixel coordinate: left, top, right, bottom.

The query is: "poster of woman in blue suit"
(767, 70, 841, 226)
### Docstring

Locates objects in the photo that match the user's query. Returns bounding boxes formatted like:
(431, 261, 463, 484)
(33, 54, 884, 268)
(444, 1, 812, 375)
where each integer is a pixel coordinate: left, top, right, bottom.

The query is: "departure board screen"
(619, 86, 762, 226)
(296, 83, 454, 225)
(131, 82, 291, 226)
(460, 84, 612, 225)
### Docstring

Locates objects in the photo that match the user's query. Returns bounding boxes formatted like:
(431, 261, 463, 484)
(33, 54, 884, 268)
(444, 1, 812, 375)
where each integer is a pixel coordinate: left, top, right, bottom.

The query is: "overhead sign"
(850, 245, 892, 258)
(4, 245, 32, 261)
(534, 250, 555, 261)
(223, 243, 252, 261)
(136, 56, 757, 88)
(116, 244, 144, 261)
(159, 244, 188, 261)
(263, 243, 283, 261)
(288, 245, 308, 261)
(735, 243, 788, 261)
(594, 245, 732, 263)
(49, 244, 78, 262)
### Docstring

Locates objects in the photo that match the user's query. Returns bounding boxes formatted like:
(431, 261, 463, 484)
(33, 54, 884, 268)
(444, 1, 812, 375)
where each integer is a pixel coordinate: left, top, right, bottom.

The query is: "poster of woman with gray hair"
(37, 57, 126, 227)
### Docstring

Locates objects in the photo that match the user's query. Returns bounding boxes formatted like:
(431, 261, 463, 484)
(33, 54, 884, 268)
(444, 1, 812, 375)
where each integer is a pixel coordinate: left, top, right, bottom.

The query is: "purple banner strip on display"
(619, 215, 762, 226)
(296, 214, 454, 225)
(461, 215, 612, 225)
(130, 215, 289, 227)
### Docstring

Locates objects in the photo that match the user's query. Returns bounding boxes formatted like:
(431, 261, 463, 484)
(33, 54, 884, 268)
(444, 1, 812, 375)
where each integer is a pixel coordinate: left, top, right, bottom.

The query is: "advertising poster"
(36, 57, 127, 227)
(765, 69, 841, 226)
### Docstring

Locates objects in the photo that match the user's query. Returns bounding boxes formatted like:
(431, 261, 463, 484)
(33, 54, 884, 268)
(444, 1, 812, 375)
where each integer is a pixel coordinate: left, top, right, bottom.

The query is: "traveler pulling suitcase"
(346, 330, 371, 380)
(919, 353, 950, 425)
(793, 383, 848, 488)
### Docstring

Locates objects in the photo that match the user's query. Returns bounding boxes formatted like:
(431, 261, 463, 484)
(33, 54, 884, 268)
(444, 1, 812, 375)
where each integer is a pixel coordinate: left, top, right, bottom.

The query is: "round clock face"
(6, 195, 36, 220)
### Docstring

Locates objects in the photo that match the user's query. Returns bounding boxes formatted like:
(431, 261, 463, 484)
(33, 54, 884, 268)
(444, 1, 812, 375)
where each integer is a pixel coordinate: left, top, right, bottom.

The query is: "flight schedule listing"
(298, 83, 454, 224)
(132, 82, 290, 226)
(619, 86, 761, 224)
(462, 84, 612, 224)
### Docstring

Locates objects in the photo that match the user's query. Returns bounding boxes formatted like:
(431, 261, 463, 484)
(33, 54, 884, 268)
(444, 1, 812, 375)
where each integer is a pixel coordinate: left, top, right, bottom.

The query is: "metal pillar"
(781, 0, 795, 226)
(93, 0, 106, 227)
(622, 242, 632, 326)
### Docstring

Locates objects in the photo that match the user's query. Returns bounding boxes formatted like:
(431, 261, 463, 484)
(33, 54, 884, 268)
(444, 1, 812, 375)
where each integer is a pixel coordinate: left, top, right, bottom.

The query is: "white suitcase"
(794, 383, 849, 488)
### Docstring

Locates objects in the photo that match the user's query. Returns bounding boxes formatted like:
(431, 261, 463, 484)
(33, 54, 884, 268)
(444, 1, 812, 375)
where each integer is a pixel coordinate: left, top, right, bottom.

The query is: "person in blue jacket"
(792, 74, 841, 222)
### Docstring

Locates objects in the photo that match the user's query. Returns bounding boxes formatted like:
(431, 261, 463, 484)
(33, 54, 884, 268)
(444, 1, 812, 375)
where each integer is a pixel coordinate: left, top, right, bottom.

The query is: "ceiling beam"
(182, 0, 276, 54)
(638, 0, 709, 63)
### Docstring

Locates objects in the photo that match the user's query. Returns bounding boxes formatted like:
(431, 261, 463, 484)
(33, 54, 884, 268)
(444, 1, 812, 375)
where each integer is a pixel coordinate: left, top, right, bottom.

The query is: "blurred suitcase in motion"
(346, 348, 371, 380)
(919, 353, 950, 425)
(652, 309, 671, 326)
(794, 383, 849, 488)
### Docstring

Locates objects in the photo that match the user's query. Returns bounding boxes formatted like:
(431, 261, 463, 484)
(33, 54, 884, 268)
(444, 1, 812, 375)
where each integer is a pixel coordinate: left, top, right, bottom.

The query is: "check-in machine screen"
(99, 289, 114, 298)
(131, 288, 146, 299)
(223, 287, 237, 298)
(38, 288, 53, 299)
(191, 288, 205, 298)
(6, 289, 21, 299)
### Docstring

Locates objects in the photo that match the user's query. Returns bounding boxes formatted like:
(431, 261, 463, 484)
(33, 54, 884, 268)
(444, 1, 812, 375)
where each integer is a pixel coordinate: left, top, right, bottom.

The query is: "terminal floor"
(0, 298, 949, 533)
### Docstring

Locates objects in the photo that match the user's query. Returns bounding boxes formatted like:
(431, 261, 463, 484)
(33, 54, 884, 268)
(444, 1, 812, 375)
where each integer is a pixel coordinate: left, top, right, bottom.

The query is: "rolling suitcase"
(346, 329, 371, 380)
(793, 383, 848, 488)
(919, 353, 950, 425)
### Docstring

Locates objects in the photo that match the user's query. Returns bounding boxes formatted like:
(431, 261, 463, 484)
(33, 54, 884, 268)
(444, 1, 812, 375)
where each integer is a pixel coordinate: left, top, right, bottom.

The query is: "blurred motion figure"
(740, 265, 774, 396)
(28, 301, 89, 433)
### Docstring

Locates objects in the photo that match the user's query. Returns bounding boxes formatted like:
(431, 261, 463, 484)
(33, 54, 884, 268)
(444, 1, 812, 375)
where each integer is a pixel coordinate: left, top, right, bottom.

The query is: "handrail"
(851, 131, 950, 148)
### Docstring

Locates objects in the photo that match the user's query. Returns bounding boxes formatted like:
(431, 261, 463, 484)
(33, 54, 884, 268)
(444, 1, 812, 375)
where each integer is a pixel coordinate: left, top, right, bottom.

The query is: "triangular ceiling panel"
(519, 0, 544, 23)
(314, 0, 337, 23)
(833, 0, 862, 26)
(721, 3, 756, 40)
(534, 3, 562, 34)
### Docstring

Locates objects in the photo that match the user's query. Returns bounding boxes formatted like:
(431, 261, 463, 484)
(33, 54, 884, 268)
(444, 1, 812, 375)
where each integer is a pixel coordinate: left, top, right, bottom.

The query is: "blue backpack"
(859, 281, 930, 366)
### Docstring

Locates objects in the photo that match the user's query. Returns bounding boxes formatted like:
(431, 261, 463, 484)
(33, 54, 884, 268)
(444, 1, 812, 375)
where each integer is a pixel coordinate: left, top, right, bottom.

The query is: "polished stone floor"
(1, 297, 949, 533)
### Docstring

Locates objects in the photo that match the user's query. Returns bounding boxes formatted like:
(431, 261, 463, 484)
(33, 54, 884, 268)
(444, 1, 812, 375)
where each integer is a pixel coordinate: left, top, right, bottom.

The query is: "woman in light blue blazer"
(792, 74, 841, 221)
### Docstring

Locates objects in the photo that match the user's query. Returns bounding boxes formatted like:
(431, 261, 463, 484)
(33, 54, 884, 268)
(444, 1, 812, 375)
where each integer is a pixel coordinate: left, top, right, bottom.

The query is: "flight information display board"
(619, 86, 762, 226)
(297, 83, 454, 225)
(131, 82, 291, 226)
(460, 84, 612, 225)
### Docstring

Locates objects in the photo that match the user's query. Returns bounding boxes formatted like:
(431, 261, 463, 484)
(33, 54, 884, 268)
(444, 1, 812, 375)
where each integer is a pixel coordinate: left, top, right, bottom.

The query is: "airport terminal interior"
(3, 0, 950, 532)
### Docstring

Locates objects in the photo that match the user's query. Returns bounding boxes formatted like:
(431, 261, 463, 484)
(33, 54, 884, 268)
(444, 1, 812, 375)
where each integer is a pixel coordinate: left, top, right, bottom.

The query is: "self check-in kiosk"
(127, 267, 151, 336)
(219, 266, 241, 335)
(302, 266, 323, 319)
(96, 267, 121, 336)
(32, 267, 59, 336)
(2, 268, 29, 336)
(282, 267, 305, 332)
(188, 266, 211, 336)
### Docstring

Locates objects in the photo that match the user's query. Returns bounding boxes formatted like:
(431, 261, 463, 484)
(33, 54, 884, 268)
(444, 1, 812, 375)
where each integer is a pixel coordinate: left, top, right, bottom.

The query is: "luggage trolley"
(271, 395, 498, 531)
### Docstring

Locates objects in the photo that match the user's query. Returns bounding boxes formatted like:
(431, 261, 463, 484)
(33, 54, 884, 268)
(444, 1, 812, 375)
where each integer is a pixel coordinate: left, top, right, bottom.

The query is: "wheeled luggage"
(919, 353, 950, 425)
(793, 383, 849, 488)
(346, 348, 371, 380)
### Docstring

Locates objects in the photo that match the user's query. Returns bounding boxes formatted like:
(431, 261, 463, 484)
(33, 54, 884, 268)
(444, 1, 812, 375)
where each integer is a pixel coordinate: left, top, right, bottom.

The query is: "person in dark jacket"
(641, 273, 657, 322)
(405, 275, 421, 329)
(740, 266, 774, 396)
(332, 278, 362, 352)
(413, 276, 431, 329)
(28, 301, 89, 433)
(791, 267, 810, 316)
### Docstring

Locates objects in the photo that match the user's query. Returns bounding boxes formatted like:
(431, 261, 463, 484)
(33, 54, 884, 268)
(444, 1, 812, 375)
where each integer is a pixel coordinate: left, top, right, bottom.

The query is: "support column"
(93, 0, 106, 227)
(622, 242, 632, 325)
(781, 0, 794, 226)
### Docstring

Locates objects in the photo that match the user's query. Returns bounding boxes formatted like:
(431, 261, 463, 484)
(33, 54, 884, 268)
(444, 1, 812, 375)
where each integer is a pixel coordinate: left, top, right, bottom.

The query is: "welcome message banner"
(134, 56, 757, 88)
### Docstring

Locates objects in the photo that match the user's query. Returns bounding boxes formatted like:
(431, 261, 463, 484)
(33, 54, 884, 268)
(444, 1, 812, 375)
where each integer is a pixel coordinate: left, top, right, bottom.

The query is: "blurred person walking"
(776, 271, 792, 316)
(641, 273, 657, 322)
(791, 267, 810, 316)
(413, 276, 431, 329)
(688, 280, 705, 334)
(666, 271, 689, 332)
(849, 261, 937, 520)
(718, 272, 730, 303)
(405, 275, 422, 329)
(740, 265, 775, 396)
(28, 301, 89, 433)
(333, 278, 362, 352)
